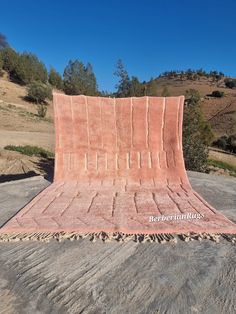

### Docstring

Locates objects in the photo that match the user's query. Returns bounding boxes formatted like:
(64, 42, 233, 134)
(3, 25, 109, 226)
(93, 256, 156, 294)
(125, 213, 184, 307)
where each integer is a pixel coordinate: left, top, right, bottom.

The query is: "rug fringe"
(0, 232, 235, 243)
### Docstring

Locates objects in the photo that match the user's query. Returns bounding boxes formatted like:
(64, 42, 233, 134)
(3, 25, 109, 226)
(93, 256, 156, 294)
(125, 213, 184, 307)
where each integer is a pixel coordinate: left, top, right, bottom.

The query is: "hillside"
(0, 71, 236, 180)
(150, 75, 236, 138)
(1, 70, 236, 138)
(0, 73, 55, 179)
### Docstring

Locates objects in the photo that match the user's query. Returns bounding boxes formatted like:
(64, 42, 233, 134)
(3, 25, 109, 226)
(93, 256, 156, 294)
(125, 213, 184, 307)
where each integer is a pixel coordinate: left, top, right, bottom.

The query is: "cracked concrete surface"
(0, 171, 236, 314)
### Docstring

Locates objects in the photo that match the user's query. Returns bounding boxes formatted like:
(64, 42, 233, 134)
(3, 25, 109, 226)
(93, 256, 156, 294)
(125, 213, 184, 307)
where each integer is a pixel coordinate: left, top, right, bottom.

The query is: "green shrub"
(213, 134, 236, 153)
(185, 89, 201, 106)
(183, 89, 213, 172)
(37, 104, 47, 118)
(225, 79, 236, 89)
(130, 76, 145, 96)
(27, 81, 52, 104)
(49, 68, 63, 90)
(14, 52, 48, 85)
(213, 136, 228, 150)
(0, 49, 48, 85)
(208, 159, 236, 176)
(145, 79, 158, 96)
(228, 134, 236, 153)
(0, 47, 19, 77)
(161, 86, 170, 97)
(211, 90, 224, 98)
(4, 145, 54, 158)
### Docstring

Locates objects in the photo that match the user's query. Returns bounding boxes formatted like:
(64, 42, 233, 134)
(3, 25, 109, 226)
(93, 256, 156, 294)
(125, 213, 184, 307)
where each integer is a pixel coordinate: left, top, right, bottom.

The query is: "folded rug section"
(1, 94, 236, 242)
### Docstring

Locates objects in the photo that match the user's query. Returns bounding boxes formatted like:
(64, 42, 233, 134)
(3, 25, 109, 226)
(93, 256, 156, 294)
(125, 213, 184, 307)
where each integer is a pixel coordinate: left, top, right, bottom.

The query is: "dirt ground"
(0, 149, 54, 182)
(0, 76, 55, 179)
(209, 150, 236, 167)
(0, 101, 54, 180)
(0, 75, 236, 181)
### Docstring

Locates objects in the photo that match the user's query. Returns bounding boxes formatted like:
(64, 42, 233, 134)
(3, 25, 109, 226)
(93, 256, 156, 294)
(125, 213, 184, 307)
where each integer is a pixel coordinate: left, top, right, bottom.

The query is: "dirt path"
(209, 149, 236, 167)
(0, 130, 54, 151)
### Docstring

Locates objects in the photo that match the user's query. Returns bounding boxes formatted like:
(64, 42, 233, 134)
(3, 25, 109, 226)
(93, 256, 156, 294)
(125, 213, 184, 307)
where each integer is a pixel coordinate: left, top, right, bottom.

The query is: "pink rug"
(1, 94, 236, 242)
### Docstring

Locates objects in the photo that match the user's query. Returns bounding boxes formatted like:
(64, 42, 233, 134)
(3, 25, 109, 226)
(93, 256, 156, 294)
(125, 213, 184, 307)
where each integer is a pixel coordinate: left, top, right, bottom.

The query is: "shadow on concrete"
(0, 158, 54, 184)
(33, 157, 54, 182)
(0, 171, 39, 183)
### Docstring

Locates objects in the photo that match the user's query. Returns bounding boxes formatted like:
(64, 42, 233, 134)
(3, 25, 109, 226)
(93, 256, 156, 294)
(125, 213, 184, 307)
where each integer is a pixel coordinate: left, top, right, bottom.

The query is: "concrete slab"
(0, 172, 236, 314)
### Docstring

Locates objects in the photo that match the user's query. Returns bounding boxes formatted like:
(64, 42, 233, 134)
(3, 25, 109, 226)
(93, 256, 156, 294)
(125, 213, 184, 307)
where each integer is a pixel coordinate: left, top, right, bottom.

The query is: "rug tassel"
(0, 232, 236, 244)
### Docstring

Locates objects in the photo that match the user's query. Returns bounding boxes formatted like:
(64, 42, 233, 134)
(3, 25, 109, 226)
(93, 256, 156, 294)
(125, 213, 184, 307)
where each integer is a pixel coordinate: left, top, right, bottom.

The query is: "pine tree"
(10, 52, 48, 85)
(49, 68, 63, 90)
(63, 60, 98, 95)
(114, 59, 131, 97)
(0, 47, 19, 74)
(0, 33, 9, 49)
(130, 76, 145, 96)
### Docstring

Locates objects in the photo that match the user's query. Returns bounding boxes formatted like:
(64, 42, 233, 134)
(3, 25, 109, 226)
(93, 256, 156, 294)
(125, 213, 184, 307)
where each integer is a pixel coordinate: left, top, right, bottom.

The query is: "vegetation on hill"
(224, 79, 236, 89)
(208, 159, 236, 177)
(213, 134, 236, 154)
(159, 69, 225, 82)
(1, 32, 235, 99)
(183, 89, 213, 172)
(0, 48, 48, 85)
(63, 60, 98, 95)
(4, 145, 54, 158)
(113, 59, 145, 97)
(26, 81, 52, 117)
(1, 32, 236, 174)
(209, 90, 224, 98)
(48, 67, 63, 90)
(0, 33, 9, 49)
(27, 81, 52, 104)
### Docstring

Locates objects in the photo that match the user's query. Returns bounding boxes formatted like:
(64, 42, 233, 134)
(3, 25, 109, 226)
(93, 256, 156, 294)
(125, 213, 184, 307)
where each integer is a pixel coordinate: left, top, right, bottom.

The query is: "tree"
(185, 89, 201, 106)
(161, 86, 170, 97)
(0, 33, 9, 49)
(13, 52, 48, 85)
(49, 68, 63, 89)
(0, 48, 48, 84)
(183, 89, 213, 172)
(0, 35, 8, 75)
(27, 81, 52, 104)
(84, 62, 98, 95)
(0, 47, 19, 74)
(114, 59, 131, 97)
(186, 68, 194, 80)
(130, 76, 145, 96)
(63, 60, 98, 95)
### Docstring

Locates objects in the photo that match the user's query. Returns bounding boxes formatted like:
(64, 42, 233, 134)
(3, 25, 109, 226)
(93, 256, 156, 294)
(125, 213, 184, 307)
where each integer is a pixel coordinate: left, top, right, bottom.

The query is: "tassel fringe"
(0, 232, 235, 244)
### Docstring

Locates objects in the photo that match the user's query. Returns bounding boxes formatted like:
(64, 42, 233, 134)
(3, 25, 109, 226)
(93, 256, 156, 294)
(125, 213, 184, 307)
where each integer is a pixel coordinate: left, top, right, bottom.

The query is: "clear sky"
(1, 0, 236, 92)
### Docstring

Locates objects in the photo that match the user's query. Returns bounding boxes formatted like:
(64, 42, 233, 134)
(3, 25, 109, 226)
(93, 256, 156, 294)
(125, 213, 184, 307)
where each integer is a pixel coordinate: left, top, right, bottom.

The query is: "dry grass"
(1, 73, 236, 179)
(209, 150, 236, 167)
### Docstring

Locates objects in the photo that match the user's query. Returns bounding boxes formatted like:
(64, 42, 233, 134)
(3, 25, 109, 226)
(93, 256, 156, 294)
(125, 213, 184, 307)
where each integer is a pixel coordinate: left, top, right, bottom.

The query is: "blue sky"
(1, 0, 236, 92)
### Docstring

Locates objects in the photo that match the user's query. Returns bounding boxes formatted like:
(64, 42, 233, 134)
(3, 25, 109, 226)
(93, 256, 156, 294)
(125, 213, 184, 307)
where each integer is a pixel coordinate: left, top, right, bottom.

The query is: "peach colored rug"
(1, 94, 236, 243)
